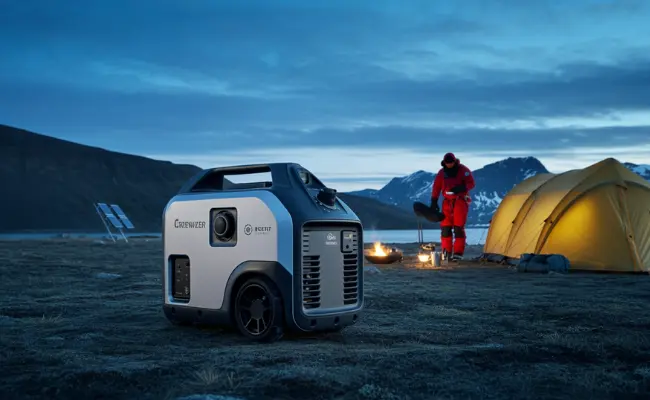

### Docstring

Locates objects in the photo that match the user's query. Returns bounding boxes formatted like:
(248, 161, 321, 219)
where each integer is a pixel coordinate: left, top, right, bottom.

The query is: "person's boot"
(452, 226, 466, 260)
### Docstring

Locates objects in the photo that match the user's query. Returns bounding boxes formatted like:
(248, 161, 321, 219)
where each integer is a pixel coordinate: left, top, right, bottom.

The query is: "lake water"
(0, 227, 490, 244)
(364, 228, 488, 245)
(0, 232, 161, 240)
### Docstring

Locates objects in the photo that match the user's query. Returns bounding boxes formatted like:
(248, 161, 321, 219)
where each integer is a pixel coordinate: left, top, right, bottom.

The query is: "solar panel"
(109, 204, 135, 229)
(96, 203, 124, 229)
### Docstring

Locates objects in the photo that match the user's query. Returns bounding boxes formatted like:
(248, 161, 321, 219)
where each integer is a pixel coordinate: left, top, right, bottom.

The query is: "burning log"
(371, 242, 387, 257)
(364, 242, 403, 265)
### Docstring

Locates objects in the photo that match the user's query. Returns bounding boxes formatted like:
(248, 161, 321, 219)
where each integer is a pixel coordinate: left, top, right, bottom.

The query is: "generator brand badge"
(174, 219, 206, 229)
(244, 224, 272, 235)
(325, 232, 338, 246)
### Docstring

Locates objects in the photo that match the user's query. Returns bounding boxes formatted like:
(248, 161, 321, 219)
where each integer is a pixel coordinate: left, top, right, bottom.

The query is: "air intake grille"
(302, 231, 321, 309)
(301, 224, 361, 311)
(343, 235, 359, 305)
(343, 254, 359, 304)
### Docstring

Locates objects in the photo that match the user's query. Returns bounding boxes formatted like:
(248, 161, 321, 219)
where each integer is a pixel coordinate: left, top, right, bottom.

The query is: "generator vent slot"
(302, 231, 311, 253)
(302, 230, 320, 309)
(342, 230, 360, 305)
(302, 254, 321, 309)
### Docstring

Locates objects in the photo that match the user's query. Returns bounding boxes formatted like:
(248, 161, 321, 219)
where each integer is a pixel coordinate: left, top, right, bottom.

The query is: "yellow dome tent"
(483, 158, 650, 273)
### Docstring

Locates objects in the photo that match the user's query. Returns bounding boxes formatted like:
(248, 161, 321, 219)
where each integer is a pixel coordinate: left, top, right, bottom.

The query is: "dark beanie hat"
(443, 152, 456, 163)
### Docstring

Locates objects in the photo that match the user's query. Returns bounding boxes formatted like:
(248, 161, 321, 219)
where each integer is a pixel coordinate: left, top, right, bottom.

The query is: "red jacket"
(431, 162, 475, 201)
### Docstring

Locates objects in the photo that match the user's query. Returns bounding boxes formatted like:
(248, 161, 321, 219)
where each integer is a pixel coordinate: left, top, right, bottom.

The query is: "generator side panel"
(162, 191, 293, 310)
(301, 223, 362, 315)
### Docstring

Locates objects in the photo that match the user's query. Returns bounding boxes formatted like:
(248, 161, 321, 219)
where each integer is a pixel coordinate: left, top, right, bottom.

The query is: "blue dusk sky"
(1, 0, 649, 191)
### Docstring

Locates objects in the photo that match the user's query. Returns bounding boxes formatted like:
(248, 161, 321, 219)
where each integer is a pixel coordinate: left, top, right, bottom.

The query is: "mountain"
(349, 157, 549, 225)
(0, 124, 437, 232)
(348, 156, 650, 225)
(623, 162, 650, 181)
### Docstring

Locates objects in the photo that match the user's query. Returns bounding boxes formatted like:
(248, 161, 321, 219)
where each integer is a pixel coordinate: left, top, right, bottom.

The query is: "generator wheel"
(233, 276, 284, 342)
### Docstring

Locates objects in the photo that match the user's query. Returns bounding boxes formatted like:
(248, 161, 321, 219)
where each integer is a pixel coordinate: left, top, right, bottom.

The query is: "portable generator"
(162, 163, 364, 342)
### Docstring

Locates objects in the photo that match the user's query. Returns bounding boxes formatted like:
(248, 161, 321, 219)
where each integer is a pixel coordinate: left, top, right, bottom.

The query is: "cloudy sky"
(1, 0, 649, 191)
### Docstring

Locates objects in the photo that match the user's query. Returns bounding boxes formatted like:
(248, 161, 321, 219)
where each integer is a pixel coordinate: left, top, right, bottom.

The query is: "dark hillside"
(338, 193, 438, 230)
(0, 124, 201, 232)
(0, 125, 428, 232)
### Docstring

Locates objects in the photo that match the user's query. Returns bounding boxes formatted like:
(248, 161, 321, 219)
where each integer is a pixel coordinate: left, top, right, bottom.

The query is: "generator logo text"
(325, 232, 338, 246)
(174, 219, 206, 229)
(244, 224, 272, 235)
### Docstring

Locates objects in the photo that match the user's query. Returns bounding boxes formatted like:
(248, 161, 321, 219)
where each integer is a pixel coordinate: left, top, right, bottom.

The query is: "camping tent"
(483, 158, 650, 273)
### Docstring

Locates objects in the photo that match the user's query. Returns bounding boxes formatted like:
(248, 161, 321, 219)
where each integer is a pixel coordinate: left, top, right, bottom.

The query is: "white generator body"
(162, 163, 364, 342)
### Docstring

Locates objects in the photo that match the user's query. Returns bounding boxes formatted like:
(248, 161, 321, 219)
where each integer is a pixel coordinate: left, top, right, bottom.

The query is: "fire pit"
(364, 242, 403, 265)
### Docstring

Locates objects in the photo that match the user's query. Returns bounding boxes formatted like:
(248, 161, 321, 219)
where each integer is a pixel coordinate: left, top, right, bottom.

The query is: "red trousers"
(440, 197, 469, 256)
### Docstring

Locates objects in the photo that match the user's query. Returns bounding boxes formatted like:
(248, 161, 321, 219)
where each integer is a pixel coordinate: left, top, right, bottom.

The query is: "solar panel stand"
(109, 204, 135, 242)
(116, 224, 128, 242)
(94, 203, 117, 242)
(94, 202, 135, 243)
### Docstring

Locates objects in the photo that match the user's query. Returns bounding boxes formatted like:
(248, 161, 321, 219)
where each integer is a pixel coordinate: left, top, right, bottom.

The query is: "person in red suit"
(430, 153, 475, 261)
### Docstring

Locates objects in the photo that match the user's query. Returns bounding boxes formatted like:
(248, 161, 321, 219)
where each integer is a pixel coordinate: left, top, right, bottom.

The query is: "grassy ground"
(1, 239, 650, 400)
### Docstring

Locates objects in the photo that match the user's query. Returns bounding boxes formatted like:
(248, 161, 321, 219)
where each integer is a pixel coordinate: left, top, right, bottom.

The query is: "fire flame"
(372, 242, 387, 256)
(417, 253, 430, 262)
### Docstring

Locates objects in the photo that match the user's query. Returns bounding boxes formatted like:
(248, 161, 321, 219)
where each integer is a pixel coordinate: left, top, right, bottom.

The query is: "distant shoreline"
(0, 224, 489, 236)
(0, 226, 490, 246)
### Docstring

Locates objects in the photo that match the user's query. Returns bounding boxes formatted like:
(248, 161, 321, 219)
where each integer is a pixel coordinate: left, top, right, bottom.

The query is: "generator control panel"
(171, 255, 191, 301)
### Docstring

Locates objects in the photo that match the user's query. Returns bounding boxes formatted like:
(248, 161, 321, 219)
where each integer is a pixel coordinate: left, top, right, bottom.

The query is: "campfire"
(371, 242, 388, 257)
(365, 242, 403, 265)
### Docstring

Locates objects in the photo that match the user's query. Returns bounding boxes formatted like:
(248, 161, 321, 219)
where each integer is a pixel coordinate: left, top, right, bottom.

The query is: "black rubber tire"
(233, 276, 284, 342)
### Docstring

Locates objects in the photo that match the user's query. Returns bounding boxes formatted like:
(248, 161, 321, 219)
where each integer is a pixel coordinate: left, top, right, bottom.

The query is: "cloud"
(88, 60, 308, 99)
(2, 0, 650, 190)
(320, 59, 650, 123)
(144, 140, 650, 192)
(4, 59, 649, 136)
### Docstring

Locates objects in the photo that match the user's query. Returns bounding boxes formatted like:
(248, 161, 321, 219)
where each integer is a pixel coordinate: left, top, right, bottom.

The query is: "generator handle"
(181, 163, 283, 193)
(209, 164, 271, 176)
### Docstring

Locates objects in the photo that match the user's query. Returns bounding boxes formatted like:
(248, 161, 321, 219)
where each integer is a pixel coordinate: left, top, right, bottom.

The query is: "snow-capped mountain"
(347, 157, 649, 226)
(623, 162, 650, 181)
